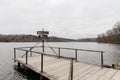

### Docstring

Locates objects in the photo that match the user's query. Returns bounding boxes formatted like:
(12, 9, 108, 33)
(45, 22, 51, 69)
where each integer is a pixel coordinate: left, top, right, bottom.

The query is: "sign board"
(37, 31, 49, 35)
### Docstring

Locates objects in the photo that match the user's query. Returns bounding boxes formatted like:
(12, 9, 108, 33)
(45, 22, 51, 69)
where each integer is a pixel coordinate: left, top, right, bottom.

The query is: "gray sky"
(0, 0, 120, 39)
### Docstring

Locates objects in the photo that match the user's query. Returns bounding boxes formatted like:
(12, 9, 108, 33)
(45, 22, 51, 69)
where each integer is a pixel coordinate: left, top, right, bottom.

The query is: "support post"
(75, 49, 77, 62)
(26, 51, 28, 65)
(42, 39, 45, 53)
(58, 48, 60, 58)
(41, 32, 44, 73)
(14, 48, 16, 62)
(70, 59, 74, 80)
(101, 52, 103, 67)
(41, 54, 43, 73)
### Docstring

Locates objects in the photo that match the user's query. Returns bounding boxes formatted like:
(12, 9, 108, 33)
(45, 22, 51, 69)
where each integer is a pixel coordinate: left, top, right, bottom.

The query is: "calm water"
(0, 42, 120, 80)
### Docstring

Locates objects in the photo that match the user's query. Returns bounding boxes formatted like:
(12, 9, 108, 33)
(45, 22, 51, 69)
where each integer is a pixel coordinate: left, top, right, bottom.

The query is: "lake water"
(0, 42, 120, 80)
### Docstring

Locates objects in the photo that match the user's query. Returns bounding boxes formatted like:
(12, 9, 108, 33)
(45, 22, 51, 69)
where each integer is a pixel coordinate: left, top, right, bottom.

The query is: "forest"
(97, 22, 120, 44)
(0, 34, 76, 42)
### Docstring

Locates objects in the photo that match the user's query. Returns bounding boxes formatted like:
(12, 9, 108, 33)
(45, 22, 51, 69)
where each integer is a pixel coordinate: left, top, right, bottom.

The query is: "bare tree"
(97, 22, 120, 44)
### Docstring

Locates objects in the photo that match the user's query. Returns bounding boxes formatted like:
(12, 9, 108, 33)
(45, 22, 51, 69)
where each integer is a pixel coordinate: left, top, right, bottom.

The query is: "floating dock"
(14, 46, 120, 80)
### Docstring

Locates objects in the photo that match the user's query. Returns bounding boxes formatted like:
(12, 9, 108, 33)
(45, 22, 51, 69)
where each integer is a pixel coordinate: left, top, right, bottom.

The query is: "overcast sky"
(0, 0, 120, 39)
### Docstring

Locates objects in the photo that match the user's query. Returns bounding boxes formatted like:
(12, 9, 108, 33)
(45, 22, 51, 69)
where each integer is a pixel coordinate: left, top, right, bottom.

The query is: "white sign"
(37, 31, 49, 35)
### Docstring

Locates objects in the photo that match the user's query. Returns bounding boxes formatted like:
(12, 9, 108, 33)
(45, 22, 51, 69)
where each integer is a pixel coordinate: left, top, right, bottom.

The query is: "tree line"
(0, 34, 76, 42)
(0, 35, 39, 42)
(97, 22, 120, 44)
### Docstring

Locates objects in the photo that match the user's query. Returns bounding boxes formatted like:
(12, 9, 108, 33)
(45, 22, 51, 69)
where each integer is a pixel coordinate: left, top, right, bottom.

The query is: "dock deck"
(15, 55, 120, 80)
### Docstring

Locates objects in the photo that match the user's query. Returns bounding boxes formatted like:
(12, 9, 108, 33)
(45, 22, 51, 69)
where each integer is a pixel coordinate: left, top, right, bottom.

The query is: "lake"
(0, 42, 120, 80)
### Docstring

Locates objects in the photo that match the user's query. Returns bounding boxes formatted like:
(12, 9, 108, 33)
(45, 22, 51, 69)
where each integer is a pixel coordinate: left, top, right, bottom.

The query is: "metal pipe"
(41, 39, 44, 73)
(16, 48, 76, 60)
(41, 29, 44, 73)
(101, 52, 104, 67)
(17, 46, 104, 53)
(75, 49, 77, 62)
(58, 48, 60, 58)
(41, 54, 43, 73)
(26, 51, 28, 65)
(42, 40, 44, 53)
(70, 59, 74, 80)
(44, 46, 104, 53)
(14, 48, 16, 62)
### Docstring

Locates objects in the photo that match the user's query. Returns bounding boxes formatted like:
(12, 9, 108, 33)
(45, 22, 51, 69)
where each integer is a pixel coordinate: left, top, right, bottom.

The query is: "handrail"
(17, 46, 104, 53)
(14, 46, 105, 80)
(44, 46, 104, 53)
(15, 46, 104, 66)
(15, 48, 75, 60)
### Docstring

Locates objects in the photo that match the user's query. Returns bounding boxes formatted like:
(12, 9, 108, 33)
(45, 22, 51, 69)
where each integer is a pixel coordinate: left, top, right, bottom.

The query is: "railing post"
(75, 49, 77, 62)
(41, 54, 43, 73)
(70, 59, 74, 80)
(41, 38, 44, 73)
(101, 52, 104, 67)
(58, 48, 60, 58)
(14, 48, 16, 62)
(26, 51, 28, 65)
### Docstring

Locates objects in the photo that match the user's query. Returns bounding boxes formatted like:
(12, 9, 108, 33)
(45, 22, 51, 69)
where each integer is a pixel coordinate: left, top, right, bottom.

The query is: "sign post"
(37, 29, 49, 73)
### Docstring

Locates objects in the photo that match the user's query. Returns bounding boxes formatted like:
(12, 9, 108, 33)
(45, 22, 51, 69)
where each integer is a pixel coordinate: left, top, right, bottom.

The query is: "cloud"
(0, 0, 120, 38)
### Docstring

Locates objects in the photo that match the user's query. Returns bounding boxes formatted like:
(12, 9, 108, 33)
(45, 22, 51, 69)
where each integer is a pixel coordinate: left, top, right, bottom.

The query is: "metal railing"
(14, 46, 104, 80)
(44, 46, 104, 67)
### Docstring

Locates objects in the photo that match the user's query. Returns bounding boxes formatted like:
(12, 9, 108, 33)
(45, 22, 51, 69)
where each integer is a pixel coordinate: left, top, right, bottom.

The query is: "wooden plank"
(44, 61, 69, 72)
(73, 65, 94, 78)
(54, 62, 90, 80)
(97, 69, 117, 80)
(74, 66, 100, 80)
(75, 67, 102, 80)
(110, 71, 120, 80)
(80, 68, 110, 80)
(15, 56, 120, 80)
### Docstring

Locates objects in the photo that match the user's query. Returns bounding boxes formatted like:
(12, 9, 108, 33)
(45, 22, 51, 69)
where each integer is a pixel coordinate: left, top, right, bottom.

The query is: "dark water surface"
(0, 42, 120, 80)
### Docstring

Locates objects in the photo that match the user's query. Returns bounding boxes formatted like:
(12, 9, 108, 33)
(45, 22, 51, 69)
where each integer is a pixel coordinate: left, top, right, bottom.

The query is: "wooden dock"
(14, 46, 120, 80)
(15, 55, 120, 80)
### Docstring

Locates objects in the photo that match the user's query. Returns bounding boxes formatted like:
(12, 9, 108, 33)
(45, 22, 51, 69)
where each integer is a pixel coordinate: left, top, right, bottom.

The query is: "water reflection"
(14, 65, 49, 80)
